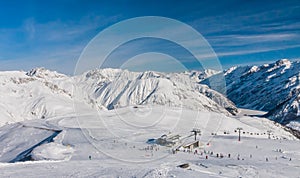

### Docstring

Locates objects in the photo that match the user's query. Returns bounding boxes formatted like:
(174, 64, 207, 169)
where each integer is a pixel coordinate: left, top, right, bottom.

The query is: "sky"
(0, 0, 299, 75)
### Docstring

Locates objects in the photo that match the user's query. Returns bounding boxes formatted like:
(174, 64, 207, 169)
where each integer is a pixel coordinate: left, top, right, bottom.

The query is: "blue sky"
(0, 0, 299, 74)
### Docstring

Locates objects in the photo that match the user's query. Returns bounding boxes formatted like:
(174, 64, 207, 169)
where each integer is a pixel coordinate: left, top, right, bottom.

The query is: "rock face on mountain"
(0, 68, 237, 126)
(202, 59, 300, 129)
(265, 87, 299, 125)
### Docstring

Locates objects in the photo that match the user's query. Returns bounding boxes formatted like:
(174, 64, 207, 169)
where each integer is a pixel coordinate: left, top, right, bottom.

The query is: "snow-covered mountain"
(202, 59, 300, 129)
(0, 67, 299, 177)
(74, 68, 237, 114)
(0, 69, 74, 126)
(0, 68, 237, 126)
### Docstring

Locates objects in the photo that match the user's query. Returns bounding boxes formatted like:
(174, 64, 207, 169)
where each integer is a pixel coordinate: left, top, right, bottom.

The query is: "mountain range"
(0, 67, 236, 126)
(0, 60, 300, 177)
(202, 59, 299, 130)
(0, 59, 299, 131)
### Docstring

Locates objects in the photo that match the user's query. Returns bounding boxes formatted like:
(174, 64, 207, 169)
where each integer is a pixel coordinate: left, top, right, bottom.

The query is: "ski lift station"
(154, 134, 181, 147)
(147, 128, 203, 150)
(180, 140, 203, 150)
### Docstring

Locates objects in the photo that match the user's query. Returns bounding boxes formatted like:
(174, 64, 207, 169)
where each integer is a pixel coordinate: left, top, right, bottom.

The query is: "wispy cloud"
(186, 1, 300, 62)
(0, 14, 121, 74)
(0, 1, 299, 73)
(208, 33, 300, 47)
(216, 44, 300, 57)
(230, 33, 296, 42)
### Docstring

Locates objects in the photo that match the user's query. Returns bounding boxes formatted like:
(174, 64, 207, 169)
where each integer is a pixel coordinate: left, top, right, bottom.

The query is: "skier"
(220, 154, 223, 158)
(89, 155, 91, 160)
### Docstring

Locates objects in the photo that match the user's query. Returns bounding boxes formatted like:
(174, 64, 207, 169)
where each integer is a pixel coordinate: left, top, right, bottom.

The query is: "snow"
(224, 66, 237, 76)
(248, 65, 260, 74)
(266, 73, 277, 81)
(202, 59, 300, 128)
(285, 75, 298, 88)
(76, 69, 237, 115)
(0, 122, 55, 162)
(0, 68, 238, 129)
(237, 108, 267, 116)
(287, 121, 300, 131)
(31, 142, 74, 161)
(0, 66, 299, 177)
(0, 70, 74, 126)
(0, 105, 299, 177)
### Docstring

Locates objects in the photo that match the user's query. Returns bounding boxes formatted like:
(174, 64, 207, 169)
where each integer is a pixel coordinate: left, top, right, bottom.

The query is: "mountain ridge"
(202, 59, 300, 130)
(0, 67, 237, 126)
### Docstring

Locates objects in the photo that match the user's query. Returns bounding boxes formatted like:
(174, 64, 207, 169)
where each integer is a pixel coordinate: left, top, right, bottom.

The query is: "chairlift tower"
(236, 127, 243, 141)
(191, 129, 201, 141)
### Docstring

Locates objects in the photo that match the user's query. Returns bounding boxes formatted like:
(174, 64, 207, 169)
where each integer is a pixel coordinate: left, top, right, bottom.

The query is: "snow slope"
(202, 59, 300, 129)
(0, 106, 298, 177)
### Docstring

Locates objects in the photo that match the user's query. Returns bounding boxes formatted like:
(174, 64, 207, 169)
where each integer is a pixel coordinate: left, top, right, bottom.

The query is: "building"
(181, 140, 202, 150)
(155, 134, 181, 147)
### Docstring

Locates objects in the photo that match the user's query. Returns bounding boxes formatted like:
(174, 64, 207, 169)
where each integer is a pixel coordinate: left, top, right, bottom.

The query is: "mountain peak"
(26, 68, 66, 79)
(275, 59, 291, 66)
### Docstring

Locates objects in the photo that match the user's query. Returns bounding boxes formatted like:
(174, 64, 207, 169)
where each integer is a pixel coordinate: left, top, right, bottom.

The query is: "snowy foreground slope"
(202, 59, 300, 130)
(0, 106, 299, 177)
